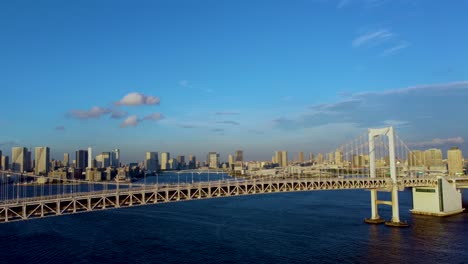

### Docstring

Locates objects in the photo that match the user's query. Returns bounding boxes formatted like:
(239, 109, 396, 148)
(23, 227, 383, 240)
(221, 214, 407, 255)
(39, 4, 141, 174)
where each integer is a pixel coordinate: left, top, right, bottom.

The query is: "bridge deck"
(1, 176, 456, 223)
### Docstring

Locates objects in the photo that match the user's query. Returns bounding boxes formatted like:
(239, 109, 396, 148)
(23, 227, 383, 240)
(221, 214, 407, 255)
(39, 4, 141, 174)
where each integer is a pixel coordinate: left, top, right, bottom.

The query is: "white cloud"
(116, 92, 160, 106)
(143, 113, 163, 121)
(352, 29, 393, 47)
(68, 106, 111, 119)
(409, 137, 464, 147)
(273, 80, 468, 138)
(381, 42, 410, 56)
(120, 115, 140, 128)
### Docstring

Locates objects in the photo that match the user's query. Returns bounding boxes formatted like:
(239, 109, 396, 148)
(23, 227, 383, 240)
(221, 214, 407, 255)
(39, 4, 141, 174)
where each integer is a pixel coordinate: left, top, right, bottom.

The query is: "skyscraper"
(1, 155, 9, 171)
(409, 150, 425, 167)
(275, 151, 282, 166)
(112, 149, 120, 167)
(0, 150, 2, 170)
(145, 152, 159, 172)
(64, 153, 69, 167)
(447, 147, 464, 176)
(76, 150, 88, 170)
(235, 150, 243, 163)
(298, 151, 304, 162)
(35, 147, 50, 175)
(12, 147, 27, 172)
(160, 152, 170, 170)
(335, 149, 343, 165)
(228, 154, 234, 168)
(281, 151, 288, 168)
(207, 152, 219, 169)
(317, 153, 324, 164)
(424, 148, 443, 167)
(309, 153, 315, 162)
(88, 147, 93, 168)
(177, 155, 185, 169)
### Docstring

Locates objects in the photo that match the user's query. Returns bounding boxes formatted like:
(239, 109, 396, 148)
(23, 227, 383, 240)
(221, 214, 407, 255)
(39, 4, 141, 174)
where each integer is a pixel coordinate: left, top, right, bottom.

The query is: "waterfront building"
(168, 158, 178, 170)
(424, 148, 443, 167)
(75, 150, 88, 170)
(409, 150, 425, 167)
(316, 153, 324, 164)
(88, 147, 93, 168)
(335, 149, 343, 165)
(1, 155, 9, 170)
(448, 147, 464, 176)
(235, 150, 243, 163)
(188, 154, 196, 169)
(12, 147, 28, 172)
(228, 154, 234, 169)
(298, 151, 304, 163)
(281, 151, 288, 168)
(145, 152, 159, 172)
(112, 149, 120, 167)
(63, 153, 69, 167)
(207, 152, 219, 169)
(177, 155, 185, 169)
(34, 147, 50, 175)
(160, 152, 170, 170)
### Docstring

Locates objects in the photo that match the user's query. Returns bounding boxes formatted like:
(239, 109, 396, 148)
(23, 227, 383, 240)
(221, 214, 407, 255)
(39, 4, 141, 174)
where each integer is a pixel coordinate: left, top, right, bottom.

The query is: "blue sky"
(1, 0, 467, 163)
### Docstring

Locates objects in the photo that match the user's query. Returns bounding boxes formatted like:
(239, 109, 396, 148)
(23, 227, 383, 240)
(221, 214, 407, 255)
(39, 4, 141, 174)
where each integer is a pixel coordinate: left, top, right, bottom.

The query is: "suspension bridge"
(1, 126, 467, 226)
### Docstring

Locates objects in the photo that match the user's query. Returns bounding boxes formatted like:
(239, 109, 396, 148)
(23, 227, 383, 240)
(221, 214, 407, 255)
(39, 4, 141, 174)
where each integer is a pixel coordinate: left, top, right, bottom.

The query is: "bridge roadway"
(0, 176, 466, 223)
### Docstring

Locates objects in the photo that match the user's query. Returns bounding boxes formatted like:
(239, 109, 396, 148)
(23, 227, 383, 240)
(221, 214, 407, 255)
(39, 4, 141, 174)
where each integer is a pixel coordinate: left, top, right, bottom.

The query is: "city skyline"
(1, 1, 468, 162)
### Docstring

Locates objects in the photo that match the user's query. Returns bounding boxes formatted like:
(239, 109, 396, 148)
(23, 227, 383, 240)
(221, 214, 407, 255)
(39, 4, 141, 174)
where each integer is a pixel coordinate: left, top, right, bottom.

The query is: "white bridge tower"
(365, 126, 409, 227)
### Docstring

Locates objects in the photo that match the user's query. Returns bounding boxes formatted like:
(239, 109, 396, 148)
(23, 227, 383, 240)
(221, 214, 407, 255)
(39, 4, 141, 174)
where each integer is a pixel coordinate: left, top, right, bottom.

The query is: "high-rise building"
(35, 147, 50, 175)
(228, 154, 234, 168)
(447, 147, 464, 176)
(317, 153, 324, 164)
(188, 154, 196, 169)
(101, 152, 111, 168)
(335, 149, 343, 165)
(177, 155, 185, 169)
(0, 150, 2, 170)
(235, 150, 243, 163)
(281, 151, 288, 168)
(160, 152, 170, 170)
(113, 149, 120, 167)
(88, 147, 93, 168)
(298, 151, 304, 162)
(1, 155, 9, 170)
(409, 150, 425, 167)
(168, 158, 178, 170)
(424, 148, 443, 167)
(309, 153, 314, 162)
(64, 153, 69, 167)
(275, 151, 282, 166)
(145, 152, 159, 172)
(26, 150, 32, 172)
(207, 152, 219, 169)
(76, 150, 88, 170)
(12, 147, 28, 172)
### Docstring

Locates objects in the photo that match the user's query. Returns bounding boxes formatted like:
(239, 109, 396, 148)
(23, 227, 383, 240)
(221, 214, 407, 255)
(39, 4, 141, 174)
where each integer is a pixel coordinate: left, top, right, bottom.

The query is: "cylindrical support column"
(371, 189, 379, 219)
(391, 185, 400, 223)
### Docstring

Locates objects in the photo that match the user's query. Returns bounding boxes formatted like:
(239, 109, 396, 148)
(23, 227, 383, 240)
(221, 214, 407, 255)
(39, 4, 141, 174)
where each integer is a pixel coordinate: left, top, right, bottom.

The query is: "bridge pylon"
(364, 126, 409, 227)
